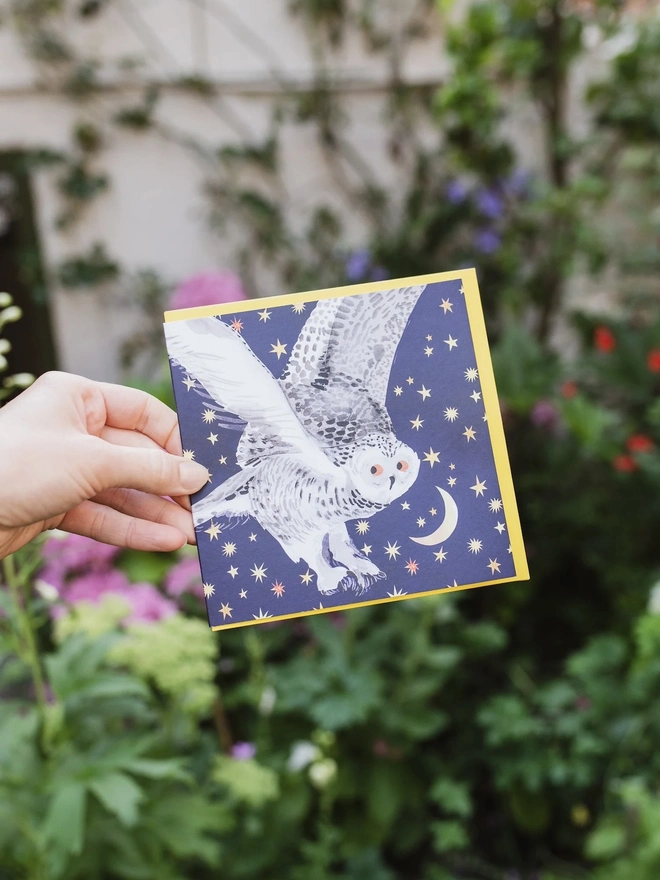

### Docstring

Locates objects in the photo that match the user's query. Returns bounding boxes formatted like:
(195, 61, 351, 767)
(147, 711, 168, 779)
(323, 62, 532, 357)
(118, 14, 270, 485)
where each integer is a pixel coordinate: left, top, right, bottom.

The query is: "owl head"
(347, 434, 420, 505)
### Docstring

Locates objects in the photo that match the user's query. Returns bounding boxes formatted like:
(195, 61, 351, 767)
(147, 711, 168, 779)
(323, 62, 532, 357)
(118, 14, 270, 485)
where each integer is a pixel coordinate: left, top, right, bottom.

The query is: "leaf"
(88, 771, 144, 827)
(122, 758, 189, 782)
(431, 819, 469, 853)
(585, 819, 627, 861)
(430, 778, 473, 818)
(42, 782, 86, 856)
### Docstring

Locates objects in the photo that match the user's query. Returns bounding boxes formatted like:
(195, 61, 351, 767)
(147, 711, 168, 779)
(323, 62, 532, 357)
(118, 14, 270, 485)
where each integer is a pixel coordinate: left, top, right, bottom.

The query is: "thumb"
(93, 441, 209, 497)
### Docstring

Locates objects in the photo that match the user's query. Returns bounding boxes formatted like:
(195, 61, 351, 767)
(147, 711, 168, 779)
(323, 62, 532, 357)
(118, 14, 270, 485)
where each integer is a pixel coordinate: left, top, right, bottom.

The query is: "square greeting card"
(164, 269, 528, 631)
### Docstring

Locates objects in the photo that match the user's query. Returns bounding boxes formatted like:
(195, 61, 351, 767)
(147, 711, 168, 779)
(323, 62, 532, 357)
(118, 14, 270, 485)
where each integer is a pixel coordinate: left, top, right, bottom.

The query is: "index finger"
(97, 383, 183, 456)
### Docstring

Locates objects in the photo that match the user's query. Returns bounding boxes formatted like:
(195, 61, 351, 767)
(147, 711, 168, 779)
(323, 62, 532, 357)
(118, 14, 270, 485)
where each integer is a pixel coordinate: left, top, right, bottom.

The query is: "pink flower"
(231, 742, 257, 760)
(114, 583, 178, 625)
(42, 533, 119, 575)
(169, 271, 247, 312)
(164, 557, 204, 599)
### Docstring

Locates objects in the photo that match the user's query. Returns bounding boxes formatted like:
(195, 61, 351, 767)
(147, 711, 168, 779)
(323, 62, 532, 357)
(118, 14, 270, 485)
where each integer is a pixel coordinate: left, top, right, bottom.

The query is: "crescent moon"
(409, 487, 458, 546)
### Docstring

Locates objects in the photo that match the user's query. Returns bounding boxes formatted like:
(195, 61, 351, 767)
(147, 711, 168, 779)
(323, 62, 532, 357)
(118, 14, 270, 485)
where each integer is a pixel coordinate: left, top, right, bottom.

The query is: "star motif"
(182, 375, 196, 391)
(239, 588, 248, 598)
(468, 538, 483, 554)
(426, 334, 433, 341)
(463, 426, 476, 442)
(249, 532, 257, 542)
(465, 367, 479, 382)
(203, 583, 215, 598)
(250, 563, 267, 583)
(361, 544, 372, 556)
(434, 547, 447, 563)
(384, 541, 401, 560)
(393, 385, 403, 396)
(227, 566, 239, 579)
(356, 520, 370, 535)
(429, 507, 437, 516)
(495, 521, 506, 534)
(202, 408, 216, 424)
(488, 498, 503, 513)
(406, 376, 415, 385)
(205, 522, 222, 541)
(483, 413, 488, 422)
(459, 284, 465, 295)
(424, 346, 433, 357)
(312, 602, 324, 611)
(447, 476, 457, 487)
(487, 558, 501, 574)
(507, 544, 513, 554)
(447, 579, 459, 588)
(300, 570, 314, 585)
(444, 335, 458, 351)
(444, 406, 458, 422)
(405, 558, 419, 575)
(258, 308, 271, 322)
(417, 516, 426, 528)
(470, 390, 482, 403)
(387, 586, 407, 597)
(423, 447, 440, 467)
(440, 298, 453, 314)
(253, 608, 273, 620)
(410, 415, 424, 431)
(401, 501, 410, 510)
(470, 476, 487, 497)
(449, 463, 456, 470)
(292, 302, 306, 314)
(205, 469, 213, 483)
(271, 581, 285, 597)
(222, 541, 237, 557)
(270, 339, 288, 359)
(207, 432, 218, 445)
(219, 455, 227, 465)
(220, 602, 233, 619)
(183, 449, 195, 461)
(230, 317, 243, 333)
(418, 385, 431, 401)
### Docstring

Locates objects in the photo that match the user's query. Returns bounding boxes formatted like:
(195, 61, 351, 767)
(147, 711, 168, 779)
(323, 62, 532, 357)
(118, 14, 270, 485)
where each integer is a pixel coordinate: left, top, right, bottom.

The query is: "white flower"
(287, 741, 321, 772)
(258, 685, 277, 715)
(34, 579, 59, 603)
(308, 758, 337, 789)
(648, 581, 660, 615)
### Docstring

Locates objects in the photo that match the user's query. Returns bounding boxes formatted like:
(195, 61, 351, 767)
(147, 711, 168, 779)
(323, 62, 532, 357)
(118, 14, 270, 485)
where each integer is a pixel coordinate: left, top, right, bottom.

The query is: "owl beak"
(389, 476, 395, 489)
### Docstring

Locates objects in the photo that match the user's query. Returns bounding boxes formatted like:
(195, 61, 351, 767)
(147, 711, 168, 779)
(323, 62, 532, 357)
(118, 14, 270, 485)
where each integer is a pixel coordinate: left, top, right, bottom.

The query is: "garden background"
(2, 1, 660, 878)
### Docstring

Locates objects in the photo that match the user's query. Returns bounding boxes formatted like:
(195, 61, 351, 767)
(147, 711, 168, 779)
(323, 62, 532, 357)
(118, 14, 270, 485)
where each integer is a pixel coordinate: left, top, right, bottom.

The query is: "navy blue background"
(168, 279, 516, 628)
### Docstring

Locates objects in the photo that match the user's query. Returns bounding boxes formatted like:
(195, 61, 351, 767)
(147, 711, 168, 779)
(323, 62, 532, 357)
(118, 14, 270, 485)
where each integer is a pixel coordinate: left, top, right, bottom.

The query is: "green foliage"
(57, 241, 120, 289)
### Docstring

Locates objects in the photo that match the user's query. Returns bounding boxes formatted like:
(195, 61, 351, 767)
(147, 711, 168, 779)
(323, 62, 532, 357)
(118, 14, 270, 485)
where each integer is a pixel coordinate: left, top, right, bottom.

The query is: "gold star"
(459, 284, 465, 295)
(387, 586, 407, 597)
(434, 547, 447, 563)
(239, 588, 248, 598)
(488, 498, 503, 513)
(205, 522, 222, 540)
(449, 463, 456, 470)
(465, 367, 479, 382)
(207, 432, 218, 445)
(487, 558, 501, 574)
(470, 476, 487, 497)
(300, 570, 314, 585)
(271, 581, 285, 597)
(292, 302, 306, 314)
(508, 544, 513, 554)
(430, 507, 437, 516)
(463, 426, 476, 442)
(222, 541, 237, 557)
(182, 449, 195, 461)
(205, 469, 213, 483)
(249, 533, 257, 542)
(440, 298, 453, 314)
(251, 563, 267, 583)
(468, 538, 483, 554)
(183, 375, 196, 391)
(356, 520, 370, 535)
(424, 346, 433, 357)
(393, 386, 403, 396)
(483, 412, 488, 422)
(203, 583, 215, 598)
(405, 558, 419, 575)
(258, 308, 271, 322)
(270, 339, 287, 359)
(444, 335, 458, 351)
(230, 317, 243, 332)
(447, 476, 457, 487)
(401, 501, 410, 510)
(410, 415, 424, 431)
(227, 566, 239, 579)
(253, 608, 273, 619)
(361, 544, 372, 556)
(220, 603, 233, 619)
(470, 390, 482, 403)
(444, 406, 458, 422)
(416, 516, 426, 528)
(218, 455, 227, 464)
(417, 385, 431, 401)
(202, 408, 216, 424)
(406, 376, 415, 385)
(426, 334, 433, 341)
(495, 521, 506, 534)
(384, 541, 401, 560)
(423, 447, 440, 467)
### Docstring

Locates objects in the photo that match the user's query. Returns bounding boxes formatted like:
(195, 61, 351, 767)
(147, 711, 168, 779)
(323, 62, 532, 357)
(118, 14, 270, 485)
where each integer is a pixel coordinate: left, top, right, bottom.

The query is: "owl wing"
(283, 285, 426, 404)
(164, 317, 338, 476)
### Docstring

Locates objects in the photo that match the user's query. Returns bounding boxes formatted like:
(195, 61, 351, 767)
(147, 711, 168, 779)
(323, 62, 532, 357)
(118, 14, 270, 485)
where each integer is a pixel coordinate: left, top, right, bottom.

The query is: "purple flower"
(43, 534, 119, 575)
(504, 168, 532, 198)
(446, 179, 468, 204)
(345, 249, 371, 281)
(165, 557, 204, 599)
(475, 188, 504, 220)
(116, 583, 178, 625)
(52, 569, 131, 618)
(231, 741, 257, 761)
(474, 229, 501, 254)
(169, 271, 247, 312)
(530, 400, 559, 430)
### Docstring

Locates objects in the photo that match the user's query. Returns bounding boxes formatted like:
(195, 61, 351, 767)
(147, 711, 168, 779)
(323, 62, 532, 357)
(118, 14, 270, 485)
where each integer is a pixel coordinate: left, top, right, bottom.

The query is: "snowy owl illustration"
(165, 285, 426, 595)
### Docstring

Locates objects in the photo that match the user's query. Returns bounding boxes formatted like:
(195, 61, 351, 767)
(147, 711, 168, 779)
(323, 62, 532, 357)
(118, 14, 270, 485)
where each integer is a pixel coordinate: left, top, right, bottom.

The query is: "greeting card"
(164, 269, 528, 630)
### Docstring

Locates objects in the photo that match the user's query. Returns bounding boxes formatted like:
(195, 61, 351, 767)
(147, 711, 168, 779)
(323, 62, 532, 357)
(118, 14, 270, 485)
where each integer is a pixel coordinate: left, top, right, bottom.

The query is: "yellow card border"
(164, 268, 529, 631)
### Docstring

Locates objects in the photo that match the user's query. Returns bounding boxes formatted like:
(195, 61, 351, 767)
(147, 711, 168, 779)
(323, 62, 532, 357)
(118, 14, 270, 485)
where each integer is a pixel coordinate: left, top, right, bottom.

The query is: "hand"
(0, 372, 209, 558)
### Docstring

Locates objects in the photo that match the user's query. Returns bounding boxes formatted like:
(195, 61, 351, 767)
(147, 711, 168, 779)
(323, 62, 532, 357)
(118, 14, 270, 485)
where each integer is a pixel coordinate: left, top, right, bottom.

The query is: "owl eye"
(397, 460, 409, 472)
(370, 464, 384, 476)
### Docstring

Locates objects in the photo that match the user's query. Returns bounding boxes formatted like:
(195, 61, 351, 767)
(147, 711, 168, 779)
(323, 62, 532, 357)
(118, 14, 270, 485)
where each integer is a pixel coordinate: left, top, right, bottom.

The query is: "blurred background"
(2, 0, 660, 878)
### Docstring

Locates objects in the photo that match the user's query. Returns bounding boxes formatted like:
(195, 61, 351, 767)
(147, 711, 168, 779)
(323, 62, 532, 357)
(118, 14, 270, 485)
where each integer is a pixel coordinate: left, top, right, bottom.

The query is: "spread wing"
(164, 317, 337, 476)
(283, 285, 426, 404)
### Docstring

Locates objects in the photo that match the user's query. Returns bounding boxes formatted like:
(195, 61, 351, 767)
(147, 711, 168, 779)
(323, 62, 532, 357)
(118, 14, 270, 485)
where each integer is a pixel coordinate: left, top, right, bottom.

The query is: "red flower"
(594, 326, 616, 353)
(561, 380, 578, 399)
(613, 455, 638, 473)
(627, 434, 654, 453)
(647, 348, 660, 373)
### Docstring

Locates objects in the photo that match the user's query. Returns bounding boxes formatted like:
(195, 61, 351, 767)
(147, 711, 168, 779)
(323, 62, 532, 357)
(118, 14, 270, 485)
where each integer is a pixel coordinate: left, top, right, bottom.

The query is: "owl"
(165, 285, 426, 595)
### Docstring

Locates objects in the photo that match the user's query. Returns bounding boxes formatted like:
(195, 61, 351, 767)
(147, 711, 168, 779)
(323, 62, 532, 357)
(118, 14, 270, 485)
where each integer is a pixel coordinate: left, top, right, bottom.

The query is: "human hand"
(0, 372, 209, 558)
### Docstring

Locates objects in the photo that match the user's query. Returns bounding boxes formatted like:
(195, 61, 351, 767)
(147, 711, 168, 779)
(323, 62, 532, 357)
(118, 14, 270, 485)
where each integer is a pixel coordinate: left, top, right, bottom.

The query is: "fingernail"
(179, 460, 207, 492)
